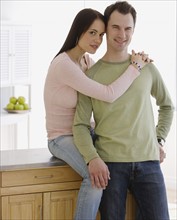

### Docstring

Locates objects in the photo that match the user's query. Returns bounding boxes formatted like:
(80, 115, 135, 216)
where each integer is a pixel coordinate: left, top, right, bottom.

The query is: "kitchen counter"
(0, 148, 83, 220)
(0, 148, 66, 171)
(0, 148, 136, 220)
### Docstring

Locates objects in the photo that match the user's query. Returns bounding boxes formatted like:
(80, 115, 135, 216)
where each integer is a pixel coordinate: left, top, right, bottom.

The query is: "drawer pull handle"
(34, 175, 53, 179)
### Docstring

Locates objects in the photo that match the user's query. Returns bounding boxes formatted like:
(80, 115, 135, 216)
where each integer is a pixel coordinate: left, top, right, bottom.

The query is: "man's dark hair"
(104, 1, 137, 27)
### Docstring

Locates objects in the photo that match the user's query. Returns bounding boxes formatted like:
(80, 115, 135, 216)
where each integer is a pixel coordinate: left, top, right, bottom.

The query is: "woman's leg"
(48, 135, 102, 220)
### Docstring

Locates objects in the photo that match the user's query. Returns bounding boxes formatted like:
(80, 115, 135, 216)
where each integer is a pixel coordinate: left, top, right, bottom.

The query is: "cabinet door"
(1, 193, 42, 220)
(43, 190, 78, 220)
(125, 192, 136, 220)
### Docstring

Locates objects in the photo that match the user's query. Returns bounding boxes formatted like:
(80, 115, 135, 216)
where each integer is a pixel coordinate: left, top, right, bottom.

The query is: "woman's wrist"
(131, 61, 142, 71)
(128, 64, 140, 78)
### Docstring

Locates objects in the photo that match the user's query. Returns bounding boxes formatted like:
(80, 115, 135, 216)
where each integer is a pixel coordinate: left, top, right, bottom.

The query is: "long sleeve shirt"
(44, 52, 140, 140)
(73, 58, 174, 163)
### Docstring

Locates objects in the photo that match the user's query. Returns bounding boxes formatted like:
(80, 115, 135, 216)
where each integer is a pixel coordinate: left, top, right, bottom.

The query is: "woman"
(44, 8, 150, 220)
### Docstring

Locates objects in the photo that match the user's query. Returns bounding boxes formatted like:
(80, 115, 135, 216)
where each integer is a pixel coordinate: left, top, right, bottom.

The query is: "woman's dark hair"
(104, 1, 137, 27)
(54, 8, 105, 59)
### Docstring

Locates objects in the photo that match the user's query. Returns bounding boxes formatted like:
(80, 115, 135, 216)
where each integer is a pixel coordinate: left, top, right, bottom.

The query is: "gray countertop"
(0, 148, 67, 171)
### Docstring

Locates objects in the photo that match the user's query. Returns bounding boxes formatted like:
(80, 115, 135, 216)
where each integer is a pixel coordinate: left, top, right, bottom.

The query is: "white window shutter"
(13, 26, 32, 84)
(0, 27, 11, 84)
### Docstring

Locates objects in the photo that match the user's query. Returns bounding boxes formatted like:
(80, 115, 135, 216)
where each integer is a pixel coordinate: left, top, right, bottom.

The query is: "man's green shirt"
(73, 58, 174, 164)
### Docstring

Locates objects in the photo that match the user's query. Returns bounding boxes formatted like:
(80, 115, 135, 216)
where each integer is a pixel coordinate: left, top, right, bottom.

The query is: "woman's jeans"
(99, 161, 169, 220)
(48, 135, 102, 220)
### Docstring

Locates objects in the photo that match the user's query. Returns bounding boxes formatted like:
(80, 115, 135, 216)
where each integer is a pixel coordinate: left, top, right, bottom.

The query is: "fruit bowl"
(5, 96, 30, 114)
(3, 108, 31, 114)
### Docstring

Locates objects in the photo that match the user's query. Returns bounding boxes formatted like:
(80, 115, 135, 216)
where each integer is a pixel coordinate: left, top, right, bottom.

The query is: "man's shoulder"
(142, 62, 161, 78)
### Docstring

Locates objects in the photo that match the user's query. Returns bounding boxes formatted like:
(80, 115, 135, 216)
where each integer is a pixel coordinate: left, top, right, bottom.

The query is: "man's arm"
(150, 64, 174, 140)
(150, 63, 174, 163)
(73, 92, 98, 163)
(73, 93, 110, 188)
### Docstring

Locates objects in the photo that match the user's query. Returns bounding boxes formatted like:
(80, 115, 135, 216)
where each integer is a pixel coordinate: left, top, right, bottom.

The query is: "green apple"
(15, 103, 24, 110)
(23, 103, 29, 110)
(18, 96, 26, 104)
(9, 96, 17, 104)
(6, 103, 15, 110)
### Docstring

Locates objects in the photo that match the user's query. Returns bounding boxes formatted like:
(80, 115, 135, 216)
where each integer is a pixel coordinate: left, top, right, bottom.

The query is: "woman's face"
(78, 19, 105, 54)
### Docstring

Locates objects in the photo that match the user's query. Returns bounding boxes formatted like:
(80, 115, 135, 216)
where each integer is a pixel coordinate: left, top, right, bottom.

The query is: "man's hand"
(159, 145, 166, 163)
(88, 157, 110, 189)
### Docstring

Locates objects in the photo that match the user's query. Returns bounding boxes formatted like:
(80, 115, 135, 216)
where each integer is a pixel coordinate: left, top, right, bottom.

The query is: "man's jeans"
(99, 161, 169, 220)
(48, 135, 102, 220)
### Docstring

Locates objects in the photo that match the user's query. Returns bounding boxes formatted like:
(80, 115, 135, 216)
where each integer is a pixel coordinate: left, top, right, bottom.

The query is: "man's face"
(106, 10, 134, 52)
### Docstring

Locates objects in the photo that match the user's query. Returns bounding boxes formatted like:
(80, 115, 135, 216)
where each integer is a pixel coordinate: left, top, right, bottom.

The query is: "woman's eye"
(89, 31, 96, 35)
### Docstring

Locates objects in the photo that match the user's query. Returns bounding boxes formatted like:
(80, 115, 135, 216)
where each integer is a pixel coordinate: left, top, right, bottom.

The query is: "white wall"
(1, 0, 176, 190)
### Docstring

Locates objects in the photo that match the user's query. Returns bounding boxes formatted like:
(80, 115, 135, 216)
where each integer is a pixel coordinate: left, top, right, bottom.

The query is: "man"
(73, 1, 174, 220)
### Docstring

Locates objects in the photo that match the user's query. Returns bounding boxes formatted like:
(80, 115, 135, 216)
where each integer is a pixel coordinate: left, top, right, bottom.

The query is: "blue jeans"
(99, 161, 169, 220)
(48, 135, 102, 220)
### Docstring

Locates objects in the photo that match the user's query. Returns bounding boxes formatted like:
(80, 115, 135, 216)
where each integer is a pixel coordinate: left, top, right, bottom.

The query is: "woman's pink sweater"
(44, 52, 139, 140)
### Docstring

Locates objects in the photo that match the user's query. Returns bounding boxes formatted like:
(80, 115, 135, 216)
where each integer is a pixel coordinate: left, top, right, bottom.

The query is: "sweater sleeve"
(150, 63, 174, 140)
(56, 58, 140, 103)
(73, 93, 100, 163)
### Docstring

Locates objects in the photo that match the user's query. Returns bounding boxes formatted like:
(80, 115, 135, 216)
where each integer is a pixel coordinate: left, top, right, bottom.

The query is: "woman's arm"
(57, 52, 149, 103)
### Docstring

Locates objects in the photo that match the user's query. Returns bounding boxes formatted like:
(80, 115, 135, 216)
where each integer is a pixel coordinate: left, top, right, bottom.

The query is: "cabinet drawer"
(1, 166, 82, 187)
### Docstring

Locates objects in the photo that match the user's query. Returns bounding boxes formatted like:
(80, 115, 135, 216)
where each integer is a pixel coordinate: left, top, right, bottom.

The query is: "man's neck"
(102, 50, 130, 63)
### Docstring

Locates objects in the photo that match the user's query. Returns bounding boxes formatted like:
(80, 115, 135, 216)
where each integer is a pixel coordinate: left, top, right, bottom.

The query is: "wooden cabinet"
(0, 165, 81, 220)
(1, 193, 42, 220)
(43, 190, 79, 220)
(1, 189, 80, 220)
(0, 149, 136, 220)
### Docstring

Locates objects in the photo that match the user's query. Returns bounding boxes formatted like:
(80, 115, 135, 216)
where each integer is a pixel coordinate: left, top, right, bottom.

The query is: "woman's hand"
(131, 50, 153, 71)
